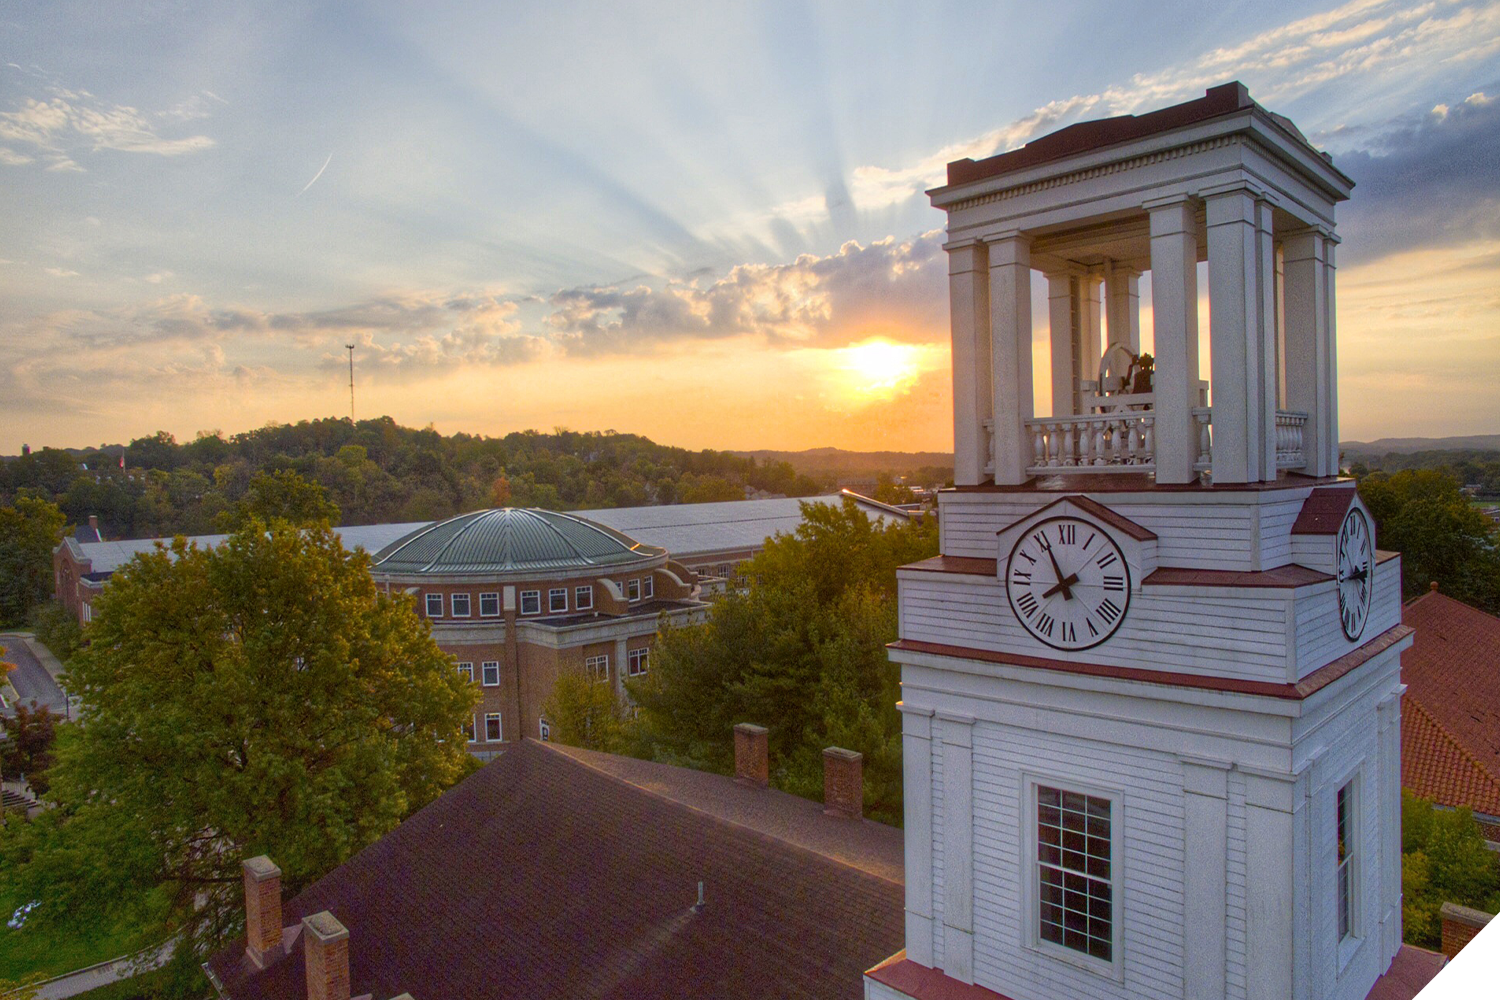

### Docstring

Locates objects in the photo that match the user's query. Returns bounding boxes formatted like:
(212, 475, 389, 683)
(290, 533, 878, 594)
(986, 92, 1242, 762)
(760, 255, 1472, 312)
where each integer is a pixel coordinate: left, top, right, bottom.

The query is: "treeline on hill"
(1349, 449, 1500, 495)
(0, 417, 830, 541)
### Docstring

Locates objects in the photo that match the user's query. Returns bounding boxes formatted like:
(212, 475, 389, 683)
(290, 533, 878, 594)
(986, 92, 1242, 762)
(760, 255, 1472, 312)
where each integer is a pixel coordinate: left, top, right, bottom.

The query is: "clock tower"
(866, 84, 1412, 1000)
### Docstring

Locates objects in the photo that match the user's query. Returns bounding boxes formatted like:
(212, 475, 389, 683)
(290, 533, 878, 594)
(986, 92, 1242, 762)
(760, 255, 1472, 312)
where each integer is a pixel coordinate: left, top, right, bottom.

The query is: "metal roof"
(70, 522, 430, 574)
(370, 508, 664, 576)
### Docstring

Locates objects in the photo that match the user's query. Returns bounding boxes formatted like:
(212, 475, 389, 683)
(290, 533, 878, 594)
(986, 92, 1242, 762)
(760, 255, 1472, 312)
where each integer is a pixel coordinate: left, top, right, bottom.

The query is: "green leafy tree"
(1400, 791, 1500, 947)
(1359, 469, 1500, 612)
(0, 702, 57, 794)
(0, 493, 66, 625)
(542, 669, 633, 753)
(632, 499, 936, 824)
(217, 469, 340, 530)
(1, 520, 477, 984)
(872, 472, 918, 506)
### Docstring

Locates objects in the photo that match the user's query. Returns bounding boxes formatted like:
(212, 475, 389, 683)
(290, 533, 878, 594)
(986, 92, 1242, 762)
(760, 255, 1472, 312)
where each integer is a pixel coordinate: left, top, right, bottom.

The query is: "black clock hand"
(1044, 547, 1075, 600)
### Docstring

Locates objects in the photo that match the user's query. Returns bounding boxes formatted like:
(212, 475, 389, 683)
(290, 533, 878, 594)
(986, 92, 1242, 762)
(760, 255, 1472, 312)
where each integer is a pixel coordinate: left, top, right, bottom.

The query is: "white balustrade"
(1022, 412, 1157, 474)
(1193, 408, 1213, 472)
(1275, 410, 1308, 469)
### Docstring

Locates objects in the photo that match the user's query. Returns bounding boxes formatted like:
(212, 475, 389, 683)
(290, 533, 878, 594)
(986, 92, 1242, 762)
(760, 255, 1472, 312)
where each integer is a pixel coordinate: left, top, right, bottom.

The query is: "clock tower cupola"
(867, 84, 1411, 1000)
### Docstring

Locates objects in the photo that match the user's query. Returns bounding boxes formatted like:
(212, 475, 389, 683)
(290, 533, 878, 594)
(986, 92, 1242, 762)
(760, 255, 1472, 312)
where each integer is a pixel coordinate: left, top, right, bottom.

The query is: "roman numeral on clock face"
(1103, 575, 1125, 591)
(1016, 592, 1039, 618)
(1096, 599, 1122, 624)
(1096, 551, 1118, 570)
(1058, 523, 1075, 544)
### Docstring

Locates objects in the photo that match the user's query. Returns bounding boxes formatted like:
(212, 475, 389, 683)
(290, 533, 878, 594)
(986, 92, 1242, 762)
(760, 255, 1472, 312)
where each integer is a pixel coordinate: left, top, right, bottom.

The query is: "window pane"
(1037, 785, 1112, 964)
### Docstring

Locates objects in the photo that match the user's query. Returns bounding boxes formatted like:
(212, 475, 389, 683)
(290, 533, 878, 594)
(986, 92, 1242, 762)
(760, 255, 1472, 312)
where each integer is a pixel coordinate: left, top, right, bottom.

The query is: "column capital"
(984, 230, 1032, 267)
(1200, 179, 1278, 210)
(945, 239, 989, 275)
(1146, 196, 1199, 236)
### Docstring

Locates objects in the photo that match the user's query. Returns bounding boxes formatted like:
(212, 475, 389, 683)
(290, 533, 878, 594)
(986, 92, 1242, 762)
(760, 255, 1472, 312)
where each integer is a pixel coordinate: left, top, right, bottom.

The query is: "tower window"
(1337, 780, 1358, 941)
(1036, 785, 1114, 963)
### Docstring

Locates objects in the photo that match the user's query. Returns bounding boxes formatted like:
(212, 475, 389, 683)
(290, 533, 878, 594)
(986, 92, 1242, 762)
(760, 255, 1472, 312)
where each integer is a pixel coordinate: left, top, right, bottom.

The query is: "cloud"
(42, 267, 79, 278)
(1337, 89, 1500, 262)
(0, 77, 218, 171)
(546, 231, 947, 355)
(732, 0, 1500, 240)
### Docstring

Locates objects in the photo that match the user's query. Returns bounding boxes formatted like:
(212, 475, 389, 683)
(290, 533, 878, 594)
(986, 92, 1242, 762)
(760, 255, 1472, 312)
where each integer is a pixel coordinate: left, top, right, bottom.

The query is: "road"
(0, 634, 68, 716)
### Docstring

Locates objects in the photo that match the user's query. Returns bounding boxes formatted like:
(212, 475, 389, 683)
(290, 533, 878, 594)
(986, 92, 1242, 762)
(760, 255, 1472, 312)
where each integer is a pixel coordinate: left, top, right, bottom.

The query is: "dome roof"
(371, 508, 665, 576)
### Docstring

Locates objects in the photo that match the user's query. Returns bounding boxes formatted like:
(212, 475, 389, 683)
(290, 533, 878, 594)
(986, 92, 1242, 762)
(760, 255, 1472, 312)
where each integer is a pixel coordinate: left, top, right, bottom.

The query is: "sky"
(2, 0, 1498, 455)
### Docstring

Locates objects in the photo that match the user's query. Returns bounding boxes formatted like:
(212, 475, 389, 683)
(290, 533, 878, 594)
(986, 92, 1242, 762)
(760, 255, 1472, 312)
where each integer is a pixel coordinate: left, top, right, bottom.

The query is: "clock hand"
(1042, 573, 1080, 600)
(1045, 547, 1075, 600)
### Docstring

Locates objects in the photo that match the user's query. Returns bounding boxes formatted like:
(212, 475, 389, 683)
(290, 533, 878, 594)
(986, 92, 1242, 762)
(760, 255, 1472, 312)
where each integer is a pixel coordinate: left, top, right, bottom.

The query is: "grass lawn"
(0, 888, 149, 980)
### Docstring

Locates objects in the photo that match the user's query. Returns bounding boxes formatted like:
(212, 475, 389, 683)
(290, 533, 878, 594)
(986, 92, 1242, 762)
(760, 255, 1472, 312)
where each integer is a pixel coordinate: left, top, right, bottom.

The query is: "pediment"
(995, 496, 1159, 587)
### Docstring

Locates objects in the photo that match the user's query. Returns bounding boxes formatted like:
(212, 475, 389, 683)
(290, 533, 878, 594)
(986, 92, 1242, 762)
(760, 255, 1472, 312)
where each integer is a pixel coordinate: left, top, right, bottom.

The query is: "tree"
(631, 499, 936, 824)
(1400, 792, 1500, 947)
(217, 469, 340, 530)
(1359, 469, 1500, 612)
(1, 520, 478, 986)
(542, 669, 633, 753)
(0, 702, 57, 793)
(0, 493, 66, 625)
(872, 472, 918, 506)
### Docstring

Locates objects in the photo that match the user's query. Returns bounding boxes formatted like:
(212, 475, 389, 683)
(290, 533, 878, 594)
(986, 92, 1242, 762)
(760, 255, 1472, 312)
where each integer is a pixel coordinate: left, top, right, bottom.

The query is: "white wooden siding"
(1225, 771, 1249, 1000)
(966, 721, 1187, 1000)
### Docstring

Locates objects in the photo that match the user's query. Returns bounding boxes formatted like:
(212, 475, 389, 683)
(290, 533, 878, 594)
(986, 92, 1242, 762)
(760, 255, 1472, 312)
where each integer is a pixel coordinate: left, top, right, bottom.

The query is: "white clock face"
(1337, 508, 1373, 640)
(1005, 517, 1130, 651)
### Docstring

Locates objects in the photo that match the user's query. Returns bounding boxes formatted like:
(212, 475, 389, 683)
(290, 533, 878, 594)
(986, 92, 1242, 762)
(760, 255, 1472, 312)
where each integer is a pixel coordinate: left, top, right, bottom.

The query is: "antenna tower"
(346, 343, 356, 422)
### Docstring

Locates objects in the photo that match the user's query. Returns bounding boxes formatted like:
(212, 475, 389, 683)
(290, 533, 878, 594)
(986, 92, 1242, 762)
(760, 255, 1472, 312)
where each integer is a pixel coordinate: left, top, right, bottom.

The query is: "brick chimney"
(88, 515, 99, 533)
(302, 911, 351, 1000)
(733, 723, 768, 787)
(822, 747, 864, 820)
(243, 856, 284, 969)
(1440, 901, 1492, 958)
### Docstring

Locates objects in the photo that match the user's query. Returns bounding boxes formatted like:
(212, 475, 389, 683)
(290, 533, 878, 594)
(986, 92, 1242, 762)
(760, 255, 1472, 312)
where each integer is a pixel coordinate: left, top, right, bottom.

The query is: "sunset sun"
(840, 339, 926, 395)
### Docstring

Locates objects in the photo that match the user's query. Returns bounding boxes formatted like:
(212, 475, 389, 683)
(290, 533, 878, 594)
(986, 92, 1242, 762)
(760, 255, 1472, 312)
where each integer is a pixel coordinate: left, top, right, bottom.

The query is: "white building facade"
(866, 84, 1413, 1000)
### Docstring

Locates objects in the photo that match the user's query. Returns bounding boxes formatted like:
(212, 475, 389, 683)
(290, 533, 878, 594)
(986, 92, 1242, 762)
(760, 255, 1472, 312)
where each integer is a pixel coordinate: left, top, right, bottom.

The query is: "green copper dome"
(371, 508, 664, 576)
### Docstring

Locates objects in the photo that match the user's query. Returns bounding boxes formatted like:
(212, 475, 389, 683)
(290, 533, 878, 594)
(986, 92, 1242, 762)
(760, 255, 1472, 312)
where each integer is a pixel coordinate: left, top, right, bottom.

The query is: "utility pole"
(346, 343, 356, 422)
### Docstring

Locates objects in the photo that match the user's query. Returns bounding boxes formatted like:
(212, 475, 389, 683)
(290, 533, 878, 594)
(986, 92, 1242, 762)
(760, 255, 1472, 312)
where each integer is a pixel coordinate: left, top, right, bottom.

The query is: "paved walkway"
(0, 634, 68, 717)
(26, 942, 173, 1000)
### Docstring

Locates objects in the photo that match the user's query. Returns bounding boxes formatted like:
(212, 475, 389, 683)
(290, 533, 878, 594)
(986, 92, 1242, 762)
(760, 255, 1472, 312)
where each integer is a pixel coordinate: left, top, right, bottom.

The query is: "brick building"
(368, 507, 707, 756)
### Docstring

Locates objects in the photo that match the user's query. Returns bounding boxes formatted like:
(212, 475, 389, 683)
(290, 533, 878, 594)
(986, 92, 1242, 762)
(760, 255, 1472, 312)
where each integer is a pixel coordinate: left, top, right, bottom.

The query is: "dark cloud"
(1336, 91, 1500, 264)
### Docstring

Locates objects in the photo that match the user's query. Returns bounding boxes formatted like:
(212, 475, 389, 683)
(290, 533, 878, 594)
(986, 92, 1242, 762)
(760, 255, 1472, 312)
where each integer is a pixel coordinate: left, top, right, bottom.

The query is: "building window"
(451, 593, 471, 618)
(1337, 780, 1358, 941)
(627, 579, 641, 602)
(83, 603, 93, 623)
(628, 648, 648, 677)
(463, 716, 476, 743)
(575, 585, 593, 610)
(642, 575, 654, 599)
(481, 661, 500, 687)
(1036, 785, 1114, 963)
(457, 661, 474, 683)
(484, 713, 502, 742)
(585, 654, 610, 682)
(520, 590, 541, 615)
(717, 563, 731, 578)
(425, 593, 443, 618)
(539, 718, 551, 742)
(479, 592, 500, 617)
(549, 587, 568, 613)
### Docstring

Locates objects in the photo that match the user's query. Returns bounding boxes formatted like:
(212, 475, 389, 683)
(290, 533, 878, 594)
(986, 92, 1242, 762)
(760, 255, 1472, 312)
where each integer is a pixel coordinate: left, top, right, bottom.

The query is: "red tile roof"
(206, 739, 904, 1000)
(1291, 485, 1358, 535)
(1401, 591, 1500, 817)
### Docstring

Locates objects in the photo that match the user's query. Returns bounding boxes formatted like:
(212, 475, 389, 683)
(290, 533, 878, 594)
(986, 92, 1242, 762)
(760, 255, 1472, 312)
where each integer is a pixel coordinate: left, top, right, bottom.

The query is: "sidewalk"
(29, 941, 173, 1000)
(18, 635, 66, 686)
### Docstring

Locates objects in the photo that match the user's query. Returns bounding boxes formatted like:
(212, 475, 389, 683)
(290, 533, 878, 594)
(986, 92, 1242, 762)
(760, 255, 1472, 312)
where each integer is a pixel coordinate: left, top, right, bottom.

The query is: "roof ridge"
(1405, 695, 1500, 797)
(423, 510, 490, 572)
(527, 509, 597, 565)
(534, 740, 904, 888)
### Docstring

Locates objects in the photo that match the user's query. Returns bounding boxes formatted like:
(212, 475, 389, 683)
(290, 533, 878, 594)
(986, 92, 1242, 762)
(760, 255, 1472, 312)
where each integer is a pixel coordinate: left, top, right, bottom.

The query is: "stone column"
(1206, 186, 1277, 483)
(1283, 228, 1342, 477)
(988, 233, 1034, 485)
(1046, 271, 1079, 416)
(1080, 272, 1103, 410)
(948, 240, 992, 485)
(940, 712, 975, 984)
(613, 636, 629, 701)
(1148, 198, 1200, 484)
(1182, 759, 1231, 1000)
(901, 706, 936, 966)
(1104, 263, 1141, 353)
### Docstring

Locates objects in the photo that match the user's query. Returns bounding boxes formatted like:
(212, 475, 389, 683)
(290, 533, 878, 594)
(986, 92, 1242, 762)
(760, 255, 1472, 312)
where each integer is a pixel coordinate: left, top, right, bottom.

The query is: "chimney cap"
(823, 746, 862, 762)
(734, 722, 768, 736)
(302, 911, 350, 944)
(244, 855, 282, 881)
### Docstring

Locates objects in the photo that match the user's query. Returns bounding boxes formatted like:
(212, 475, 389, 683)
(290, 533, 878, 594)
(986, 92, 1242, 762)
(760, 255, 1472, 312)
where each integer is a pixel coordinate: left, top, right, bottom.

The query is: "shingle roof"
(1401, 591, 1500, 816)
(206, 739, 905, 1000)
(370, 509, 663, 576)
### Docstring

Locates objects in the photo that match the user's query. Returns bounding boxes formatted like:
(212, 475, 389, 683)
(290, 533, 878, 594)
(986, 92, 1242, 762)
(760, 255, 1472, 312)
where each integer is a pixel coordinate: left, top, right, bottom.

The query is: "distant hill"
(735, 447, 953, 478)
(1342, 435, 1500, 456)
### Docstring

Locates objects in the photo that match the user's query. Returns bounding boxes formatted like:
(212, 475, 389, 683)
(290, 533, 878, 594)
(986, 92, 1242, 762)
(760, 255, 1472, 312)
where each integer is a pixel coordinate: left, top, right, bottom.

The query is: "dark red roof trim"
(890, 624, 1412, 701)
(1143, 565, 1332, 588)
(865, 953, 1018, 1000)
(947, 83, 1254, 186)
(996, 495, 1157, 542)
(901, 555, 998, 576)
(1291, 485, 1358, 535)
